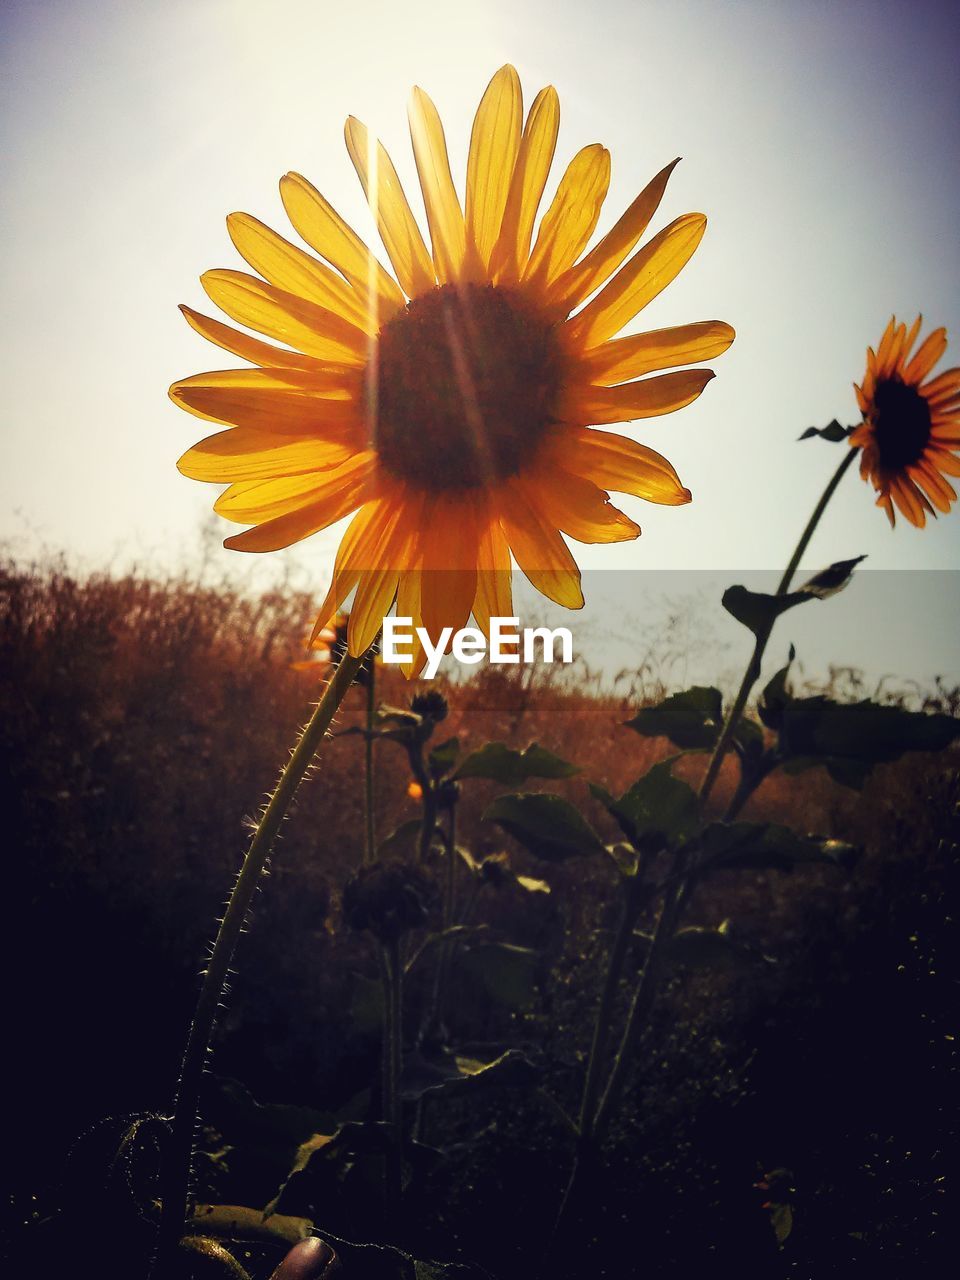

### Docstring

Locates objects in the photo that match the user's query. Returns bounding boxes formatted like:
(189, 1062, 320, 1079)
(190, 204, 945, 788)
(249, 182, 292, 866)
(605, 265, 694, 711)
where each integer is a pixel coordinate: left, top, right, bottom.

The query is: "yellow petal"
(408, 86, 467, 283)
(472, 506, 513, 636)
(344, 117, 436, 299)
(557, 425, 691, 505)
(214, 452, 376, 522)
(179, 305, 328, 372)
(579, 321, 736, 384)
(177, 428, 355, 482)
(490, 86, 560, 286)
(903, 327, 947, 384)
(567, 213, 707, 349)
(921, 367, 960, 402)
(222, 471, 371, 552)
(523, 145, 610, 293)
(465, 65, 522, 275)
(351, 570, 401, 655)
(533, 467, 640, 543)
(562, 369, 715, 425)
(546, 158, 680, 313)
(227, 212, 378, 334)
(418, 496, 480, 639)
(500, 480, 583, 608)
(201, 269, 367, 365)
(169, 369, 361, 435)
(279, 172, 405, 318)
(396, 569, 428, 678)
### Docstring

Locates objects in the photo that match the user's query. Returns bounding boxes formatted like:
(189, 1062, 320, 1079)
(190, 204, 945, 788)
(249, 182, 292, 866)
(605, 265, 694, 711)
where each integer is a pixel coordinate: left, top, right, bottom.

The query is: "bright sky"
(2, 0, 958, 678)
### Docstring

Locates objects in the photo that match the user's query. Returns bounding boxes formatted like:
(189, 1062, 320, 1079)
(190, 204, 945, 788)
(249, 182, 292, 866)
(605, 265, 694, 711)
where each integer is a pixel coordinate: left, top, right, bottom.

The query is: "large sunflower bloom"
(850, 316, 960, 527)
(171, 66, 734, 673)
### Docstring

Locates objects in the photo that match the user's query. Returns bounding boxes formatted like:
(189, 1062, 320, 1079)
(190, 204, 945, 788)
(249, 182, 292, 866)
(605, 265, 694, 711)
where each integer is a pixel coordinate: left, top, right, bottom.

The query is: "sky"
(1, 0, 958, 682)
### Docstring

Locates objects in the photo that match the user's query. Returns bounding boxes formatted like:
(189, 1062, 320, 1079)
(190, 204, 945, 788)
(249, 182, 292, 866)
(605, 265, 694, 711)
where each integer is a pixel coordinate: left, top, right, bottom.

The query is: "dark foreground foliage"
(1, 558, 957, 1277)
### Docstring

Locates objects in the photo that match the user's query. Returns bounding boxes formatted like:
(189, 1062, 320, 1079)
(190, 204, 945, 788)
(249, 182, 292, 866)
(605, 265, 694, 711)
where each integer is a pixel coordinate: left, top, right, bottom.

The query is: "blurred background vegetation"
(1, 553, 957, 1277)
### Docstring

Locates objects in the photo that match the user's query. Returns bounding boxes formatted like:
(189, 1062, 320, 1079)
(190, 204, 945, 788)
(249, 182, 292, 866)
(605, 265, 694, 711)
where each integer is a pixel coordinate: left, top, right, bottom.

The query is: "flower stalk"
(552, 443, 860, 1251)
(152, 649, 365, 1276)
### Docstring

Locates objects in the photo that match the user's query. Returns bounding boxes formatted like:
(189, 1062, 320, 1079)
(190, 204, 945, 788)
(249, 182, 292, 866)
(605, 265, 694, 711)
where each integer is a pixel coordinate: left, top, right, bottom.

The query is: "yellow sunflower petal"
(902, 326, 947, 383)
(279, 172, 405, 317)
(222, 475, 371, 552)
(179, 305, 327, 372)
(177, 428, 355, 482)
(910, 460, 956, 512)
(213, 452, 376, 522)
(418, 496, 480, 640)
(472, 507, 513, 637)
(201, 269, 368, 365)
(409, 86, 467, 283)
(500, 480, 583, 608)
(566, 213, 707, 349)
(344, 116, 436, 299)
(889, 475, 927, 528)
(533, 467, 640, 543)
(169, 369, 360, 435)
(562, 369, 715, 425)
(579, 320, 736, 384)
(545, 157, 680, 313)
(927, 447, 960, 475)
(558, 425, 691, 505)
(490, 86, 560, 286)
(227, 212, 378, 334)
(523, 144, 611, 293)
(396, 569, 428, 679)
(465, 65, 523, 275)
(922, 367, 960, 402)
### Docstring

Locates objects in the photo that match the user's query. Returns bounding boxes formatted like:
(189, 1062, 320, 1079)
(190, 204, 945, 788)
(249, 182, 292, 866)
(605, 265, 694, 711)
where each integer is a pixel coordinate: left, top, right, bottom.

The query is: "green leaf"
(483, 792, 605, 861)
(399, 1048, 537, 1103)
(624, 686, 724, 750)
(454, 741, 579, 785)
(316, 1233, 495, 1280)
(457, 942, 539, 1008)
(798, 419, 853, 443)
(758, 645, 796, 730)
(633, 921, 757, 972)
(188, 1204, 313, 1247)
(598, 761, 700, 849)
(428, 736, 460, 778)
(698, 821, 859, 872)
(777, 697, 960, 787)
(377, 818, 423, 860)
(723, 556, 866, 639)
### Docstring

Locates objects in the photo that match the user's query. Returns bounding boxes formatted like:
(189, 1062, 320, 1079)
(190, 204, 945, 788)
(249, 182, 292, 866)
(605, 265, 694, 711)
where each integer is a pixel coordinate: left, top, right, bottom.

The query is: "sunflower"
(851, 316, 960, 527)
(171, 65, 733, 674)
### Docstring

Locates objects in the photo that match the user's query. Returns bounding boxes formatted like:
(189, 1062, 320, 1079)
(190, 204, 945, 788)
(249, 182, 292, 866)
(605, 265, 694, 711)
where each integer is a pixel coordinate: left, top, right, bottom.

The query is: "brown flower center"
(872, 377, 932, 471)
(367, 283, 562, 490)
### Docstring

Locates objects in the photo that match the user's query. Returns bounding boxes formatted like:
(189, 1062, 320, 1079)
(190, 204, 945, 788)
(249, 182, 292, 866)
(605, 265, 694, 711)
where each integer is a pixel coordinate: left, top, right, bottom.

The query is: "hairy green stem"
(381, 935, 404, 1214)
(152, 650, 365, 1275)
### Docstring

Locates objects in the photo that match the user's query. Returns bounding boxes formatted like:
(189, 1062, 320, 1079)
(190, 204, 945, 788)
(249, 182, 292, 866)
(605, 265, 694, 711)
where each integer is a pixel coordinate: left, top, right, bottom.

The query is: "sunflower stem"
(380, 934, 404, 1217)
(551, 444, 860, 1248)
(697, 444, 858, 808)
(152, 649, 365, 1277)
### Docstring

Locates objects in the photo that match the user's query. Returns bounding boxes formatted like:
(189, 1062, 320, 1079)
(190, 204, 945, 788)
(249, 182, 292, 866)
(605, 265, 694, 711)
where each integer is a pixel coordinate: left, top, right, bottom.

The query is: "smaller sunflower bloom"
(851, 316, 960, 527)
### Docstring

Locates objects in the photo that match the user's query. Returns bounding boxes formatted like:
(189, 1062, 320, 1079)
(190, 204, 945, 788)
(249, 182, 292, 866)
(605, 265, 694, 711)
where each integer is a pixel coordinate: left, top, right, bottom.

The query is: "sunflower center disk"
(368, 283, 562, 490)
(873, 377, 932, 470)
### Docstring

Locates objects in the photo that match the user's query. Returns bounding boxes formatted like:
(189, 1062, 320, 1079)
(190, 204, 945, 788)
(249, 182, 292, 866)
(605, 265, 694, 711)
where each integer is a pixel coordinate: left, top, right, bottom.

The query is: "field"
(1, 557, 957, 1278)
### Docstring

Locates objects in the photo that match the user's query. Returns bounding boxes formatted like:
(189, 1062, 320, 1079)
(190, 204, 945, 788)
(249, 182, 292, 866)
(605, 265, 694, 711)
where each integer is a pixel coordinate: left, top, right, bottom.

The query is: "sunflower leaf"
(483, 792, 605, 861)
(723, 558, 866, 639)
(775, 698, 960, 788)
(428, 736, 461, 778)
(597, 761, 700, 850)
(697, 821, 859, 872)
(798, 419, 854, 443)
(624, 686, 724, 749)
(457, 942, 539, 1007)
(400, 1048, 538, 1103)
(454, 741, 579, 785)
